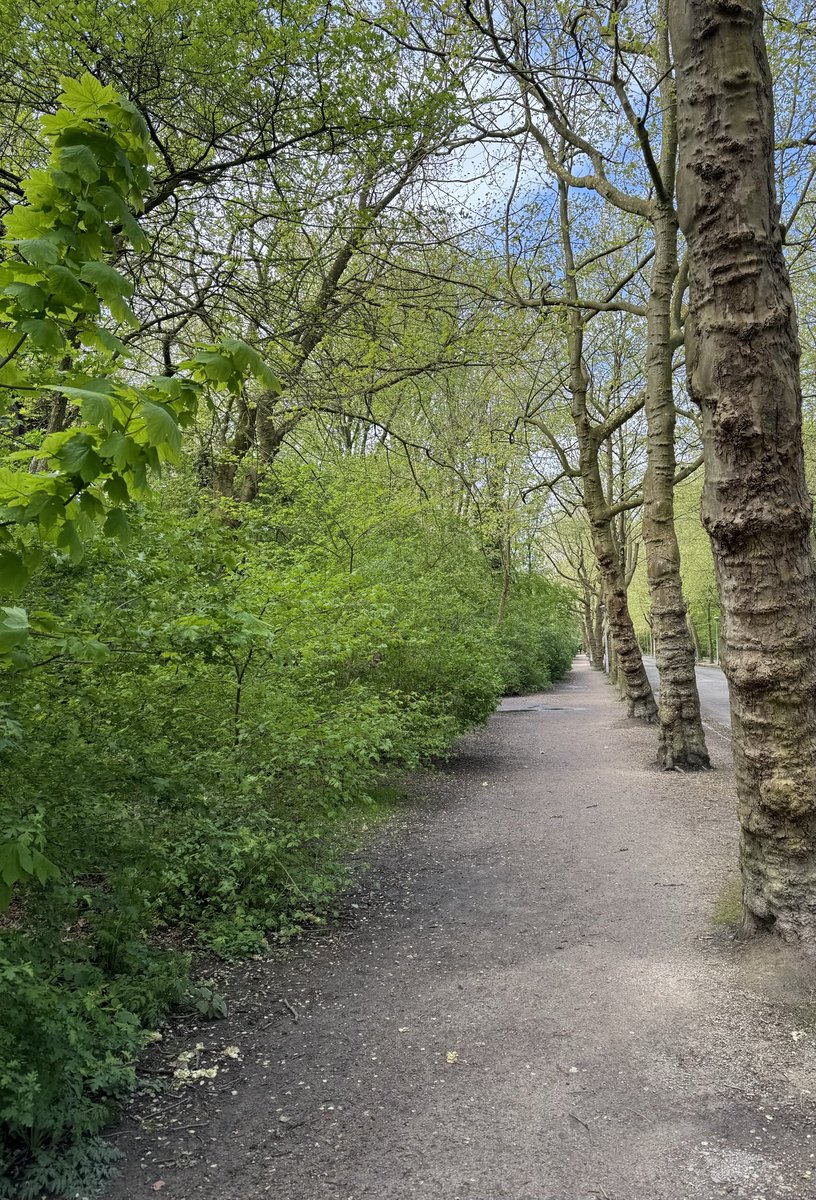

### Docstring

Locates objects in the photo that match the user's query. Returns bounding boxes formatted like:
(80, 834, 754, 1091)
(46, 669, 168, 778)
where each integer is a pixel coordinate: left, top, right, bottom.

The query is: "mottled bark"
(643, 201, 710, 769)
(671, 0, 816, 938)
(575, 367, 655, 717)
(589, 597, 605, 670)
(637, 13, 709, 769)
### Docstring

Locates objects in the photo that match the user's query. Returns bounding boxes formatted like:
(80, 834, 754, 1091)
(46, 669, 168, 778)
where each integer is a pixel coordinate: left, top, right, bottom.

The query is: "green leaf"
(17, 318, 65, 355)
(80, 327, 128, 357)
(59, 143, 101, 183)
(93, 185, 131, 223)
(79, 261, 134, 300)
(140, 400, 181, 451)
(65, 636, 109, 664)
(102, 508, 130, 544)
(54, 434, 102, 482)
(0, 552, 29, 596)
(49, 383, 115, 428)
(37, 495, 69, 531)
(30, 848, 61, 885)
(104, 474, 131, 505)
(2, 282, 46, 311)
(46, 265, 90, 308)
(97, 432, 133, 465)
(58, 72, 120, 115)
(13, 237, 59, 266)
(108, 294, 139, 327)
(56, 521, 84, 564)
(0, 607, 29, 651)
(78, 491, 105, 523)
(220, 338, 280, 389)
(186, 350, 235, 384)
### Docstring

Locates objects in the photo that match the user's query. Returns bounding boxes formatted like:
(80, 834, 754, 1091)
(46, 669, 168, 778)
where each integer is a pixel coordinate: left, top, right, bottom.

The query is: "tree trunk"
(671, 0, 816, 939)
(589, 597, 605, 670)
(642, 201, 710, 769)
(589, 512, 654, 716)
(557, 179, 657, 721)
(687, 607, 702, 661)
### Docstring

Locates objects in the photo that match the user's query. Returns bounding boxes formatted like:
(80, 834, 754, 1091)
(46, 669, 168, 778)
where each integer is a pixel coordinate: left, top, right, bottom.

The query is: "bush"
(498, 575, 579, 694)
(0, 929, 188, 1199)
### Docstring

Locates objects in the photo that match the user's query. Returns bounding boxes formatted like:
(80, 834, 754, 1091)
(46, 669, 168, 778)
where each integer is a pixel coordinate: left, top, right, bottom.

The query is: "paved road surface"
(643, 654, 732, 728)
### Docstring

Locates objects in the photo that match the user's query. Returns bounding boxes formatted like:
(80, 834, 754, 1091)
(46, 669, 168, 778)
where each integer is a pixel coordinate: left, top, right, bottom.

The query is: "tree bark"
(671, 0, 816, 939)
(572, 350, 655, 719)
(642, 200, 710, 768)
(589, 596, 605, 670)
(639, 14, 710, 770)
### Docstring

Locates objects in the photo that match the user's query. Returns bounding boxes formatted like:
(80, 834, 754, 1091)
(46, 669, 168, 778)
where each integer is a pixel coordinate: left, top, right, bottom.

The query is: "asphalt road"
(643, 654, 731, 728)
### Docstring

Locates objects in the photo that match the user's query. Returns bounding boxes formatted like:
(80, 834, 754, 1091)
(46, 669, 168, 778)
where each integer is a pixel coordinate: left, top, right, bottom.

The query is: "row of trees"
(1, 0, 816, 1190)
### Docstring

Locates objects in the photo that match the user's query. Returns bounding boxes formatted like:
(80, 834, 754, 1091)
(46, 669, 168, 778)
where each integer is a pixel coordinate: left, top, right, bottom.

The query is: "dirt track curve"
(107, 657, 816, 1200)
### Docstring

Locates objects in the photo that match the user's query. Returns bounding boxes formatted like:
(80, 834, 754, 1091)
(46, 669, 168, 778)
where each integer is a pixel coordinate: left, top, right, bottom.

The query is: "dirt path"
(108, 658, 816, 1200)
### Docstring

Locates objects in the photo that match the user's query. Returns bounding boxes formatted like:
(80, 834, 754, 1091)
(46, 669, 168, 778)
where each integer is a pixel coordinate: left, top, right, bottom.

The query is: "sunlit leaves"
(179, 338, 280, 395)
(0, 75, 278, 680)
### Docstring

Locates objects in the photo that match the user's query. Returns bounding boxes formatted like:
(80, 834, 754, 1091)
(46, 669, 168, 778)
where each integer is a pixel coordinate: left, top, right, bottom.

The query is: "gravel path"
(107, 658, 816, 1200)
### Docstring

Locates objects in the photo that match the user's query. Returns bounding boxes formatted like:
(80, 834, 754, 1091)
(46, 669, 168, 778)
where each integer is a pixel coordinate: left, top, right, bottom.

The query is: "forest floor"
(106, 659, 816, 1200)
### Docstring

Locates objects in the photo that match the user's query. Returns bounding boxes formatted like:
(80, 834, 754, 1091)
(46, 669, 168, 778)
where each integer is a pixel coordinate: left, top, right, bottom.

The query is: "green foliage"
(0, 811, 59, 910)
(187, 983, 229, 1021)
(0, 73, 178, 598)
(0, 452, 577, 1195)
(0, 61, 579, 1200)
(0, 925, 188, 1198)
(0, 74, 276, 664)
(498, 576, 579, 694)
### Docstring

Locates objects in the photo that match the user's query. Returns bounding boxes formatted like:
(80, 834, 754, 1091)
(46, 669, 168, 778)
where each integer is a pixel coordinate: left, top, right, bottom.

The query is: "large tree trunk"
(671, 0, 816, 939)
(642, 201, 710, 769)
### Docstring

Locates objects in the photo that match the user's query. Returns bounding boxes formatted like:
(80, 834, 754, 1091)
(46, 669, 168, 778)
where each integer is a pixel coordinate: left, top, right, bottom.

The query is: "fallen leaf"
(446, 1050, 459, 1064)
